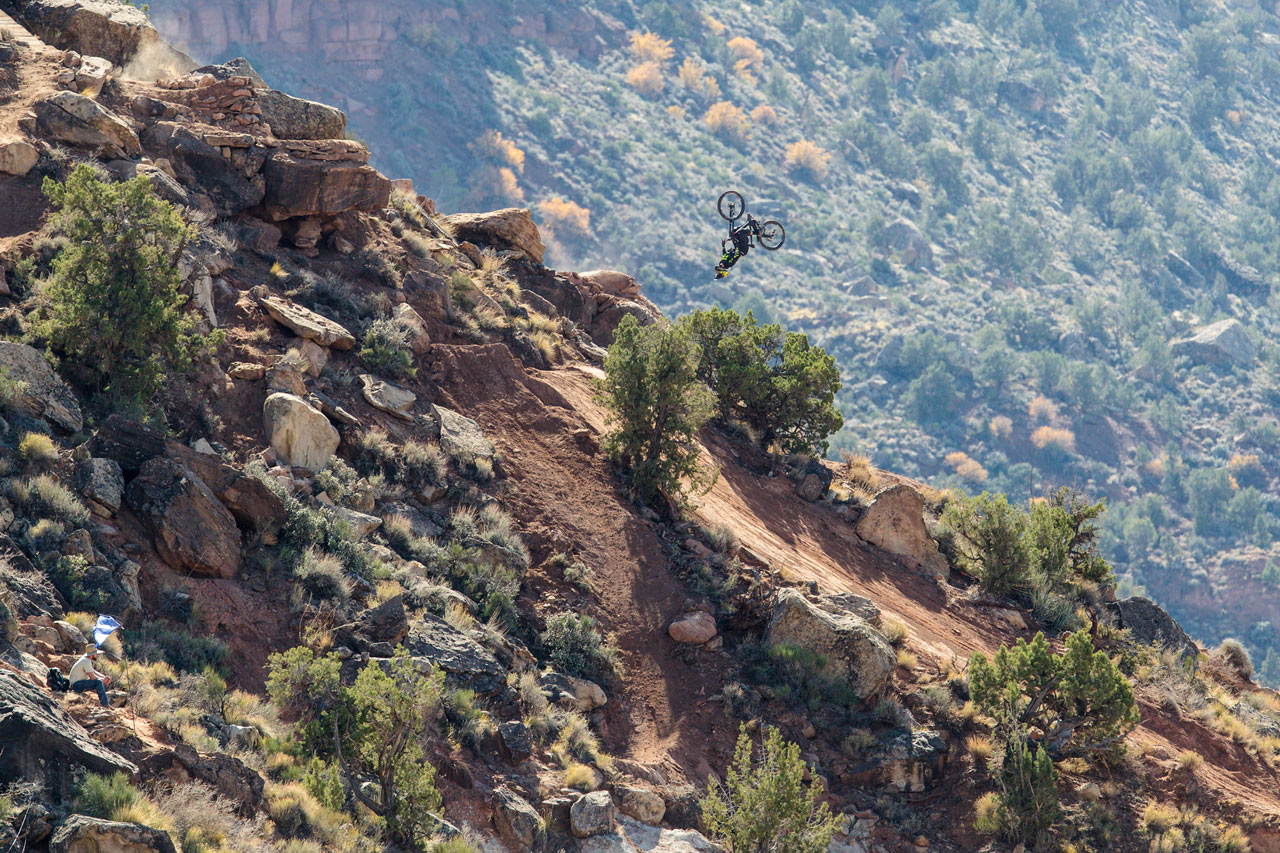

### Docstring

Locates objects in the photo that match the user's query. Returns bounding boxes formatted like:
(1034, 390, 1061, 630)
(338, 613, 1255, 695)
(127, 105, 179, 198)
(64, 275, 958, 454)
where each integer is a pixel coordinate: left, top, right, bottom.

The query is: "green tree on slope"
(599, 315, 715, 510)
(39, 165, 201, 408)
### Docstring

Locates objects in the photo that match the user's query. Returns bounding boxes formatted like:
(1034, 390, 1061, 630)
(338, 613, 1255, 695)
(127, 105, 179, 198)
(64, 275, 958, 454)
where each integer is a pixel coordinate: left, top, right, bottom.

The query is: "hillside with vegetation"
(5, 0, 1280, 851)
(147, 0, 1280, 686)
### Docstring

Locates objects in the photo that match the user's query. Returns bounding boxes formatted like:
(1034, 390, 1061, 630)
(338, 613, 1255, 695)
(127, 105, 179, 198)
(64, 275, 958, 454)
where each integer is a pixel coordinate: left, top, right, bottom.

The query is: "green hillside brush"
(970, 631, 1140, 759)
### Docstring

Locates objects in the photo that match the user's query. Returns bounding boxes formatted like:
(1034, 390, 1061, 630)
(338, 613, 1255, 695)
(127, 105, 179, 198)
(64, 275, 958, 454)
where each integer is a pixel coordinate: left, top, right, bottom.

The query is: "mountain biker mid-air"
(712, 191, 787, 279)
(715, 215, 761, 279)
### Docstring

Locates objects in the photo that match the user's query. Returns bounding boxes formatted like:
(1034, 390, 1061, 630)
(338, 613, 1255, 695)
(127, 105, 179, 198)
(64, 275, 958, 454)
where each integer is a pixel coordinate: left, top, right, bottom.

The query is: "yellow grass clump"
(628, 31, 674, 63)
(540, 197, 591, 236)
(626, 61, 665, 96)
(1031, 425, 1076, 453)
(704, 101, 748, 141)
(784, 140, 832, 181)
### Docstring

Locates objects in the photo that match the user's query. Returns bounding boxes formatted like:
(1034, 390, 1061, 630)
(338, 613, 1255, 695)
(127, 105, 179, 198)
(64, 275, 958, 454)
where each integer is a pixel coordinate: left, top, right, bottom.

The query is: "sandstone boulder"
(0, 342, 83, 433)
(360, 374, 416, 420)
(125, 458, 240, 579)
(539, 671, 607, 712)
(73, 54, 111, 97)
(0, 138, 39, 177)
(579, 269, 639, 299)
(445, 208, 546, 264)
(668, 611, 716, 645)
(286, 338, 329, 378)
(16, 0, 185, 68)
(394, 303, 431, 352)
(793, 458, 833, 502)
(814, 592, 881, 627)
(263, 392, 339, 471)
(172, 742, 264, 816)
(353, 594, 408, 645)
(1171, 318, 1256, 368)
(259, 295, 355, 349)
(192, 57, 265, 88)
(257, 89, 347, 140)
(850, 730, 948, 793)
(493, 786, 544, 850)
(1106, 597, 1198, 662)
(0, 669, 136, 788)
(430, 405, 495, 468)
(260, 151, 391, 221)
(767, 589, 893, 703)
(572, 791, 616, 838)
(330, 506, 381, 539)
(617, 786, 665, 825)
(855, 485, 949, 581)
(33, 91, 140, 159)
(879, 218, 933, 269)
(402, 614, 505, 693)
(73, 458, 123, 515)
(50, 815, 176, 853)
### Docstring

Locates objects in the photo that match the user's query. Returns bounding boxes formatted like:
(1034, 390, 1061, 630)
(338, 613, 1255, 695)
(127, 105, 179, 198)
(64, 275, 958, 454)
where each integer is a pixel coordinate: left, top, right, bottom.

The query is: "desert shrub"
(945, 451, 988, 484)
(784, 140, 832, 182)
(540, 197, 591, 236)
(704, 101, 749, 141)
(727, 36, 764, 73)
(989, 416, 1013, 439)
(1217, 638, 1254, 680)
(702, 725, 837, 853)
(360, 318, 416, 380)
(904, 362, 960, 425)
(17, 432, 57, 469)
(353, 428, 446, 494)
(942, 492, 1030, 596)
(986, 738, 1061, 851)
(74, 772, 146, 820)
(473, 130, 524, 172)
(679, 57, 720, 102)
(1031, 426, 1076, 454)
(626, 61, 665, 96)
(49, 555, 108, 611)
(542, 612, 618, 682)
(600, 315, 715, 509)
(681, 308, 843, 457)
(10, 473, 89, 525)
(294, 548, 352, 603)
(970, 631, 1139, 758)
(313, 458, 359, 506)
(629, 31, 674, 63)
(750, 104, 779, 125)
(39, 165, 202, 408)
(125, 622, 230, 675)
(276, 491, 379, 580)
(267, 648, 445, 844)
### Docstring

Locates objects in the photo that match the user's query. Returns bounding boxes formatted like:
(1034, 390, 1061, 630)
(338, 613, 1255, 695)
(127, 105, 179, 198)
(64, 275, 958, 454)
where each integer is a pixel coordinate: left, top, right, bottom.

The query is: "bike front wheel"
(718, 190, 747, 221)
(758, 220, 786, 250)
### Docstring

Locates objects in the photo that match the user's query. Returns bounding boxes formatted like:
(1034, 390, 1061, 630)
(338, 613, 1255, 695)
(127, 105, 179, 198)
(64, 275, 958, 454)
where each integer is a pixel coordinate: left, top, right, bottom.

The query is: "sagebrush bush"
(294, 548, 352, 603)
(784, 140, 832, 181)
(679, 57, 720, 101)
(17, 432, 57, 469)
(360, 318, 417, 380)
(1217, 638, 1253, 680)
(542, 612, 619, 682)
(704, 101, 749, 141)
(9, 474, 89, 525)
(540, 197, 591, 236)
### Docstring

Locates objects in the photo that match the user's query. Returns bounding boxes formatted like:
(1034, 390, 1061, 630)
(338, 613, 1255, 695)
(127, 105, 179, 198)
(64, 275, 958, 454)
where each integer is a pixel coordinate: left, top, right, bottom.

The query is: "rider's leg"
(716, 248, 741, 273)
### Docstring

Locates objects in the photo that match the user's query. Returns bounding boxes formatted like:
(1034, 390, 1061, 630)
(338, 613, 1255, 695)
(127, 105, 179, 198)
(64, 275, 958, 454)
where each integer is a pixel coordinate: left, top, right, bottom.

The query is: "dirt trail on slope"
(537, 362, 1280, 827)
(433, 346, 732, 780)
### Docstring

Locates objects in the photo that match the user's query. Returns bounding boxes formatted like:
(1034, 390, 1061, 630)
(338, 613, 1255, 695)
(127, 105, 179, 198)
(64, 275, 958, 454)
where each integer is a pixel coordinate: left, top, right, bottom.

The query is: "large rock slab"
(492, 786, 544, 850)
(125, 458, 240, 579)
(847, 730, 948, 794)
(0, 342, 83, 433)
(259, 151, 391, 221)
(263, 392, 339, 471)
(854, 485, 949, 581)
(259, 295, 355, 349)
(256, 89, 347, 140)
(0, 137, 39, 177)
(668, 612, 716, 645)
(1171, 318, 1255, 367)
(33, 91, 140, 159)
(402, 613, 505, 693)
(878, 218, 933, 269)
(140, 122, 265, 217)
(359, 374, 415, 420)
(0, 669, 136, 787)
(767, 589, 893, 703)
(16, 0, 192, 69)
(430, 405, 495, 467)
(572, 791, 616, 838)
(73, 457, 124, 515)
(445, 208, 546, 264)
(578, 817, 720, 852)
(1106, 597, 1198, 662)
(50, 814, 176, 853)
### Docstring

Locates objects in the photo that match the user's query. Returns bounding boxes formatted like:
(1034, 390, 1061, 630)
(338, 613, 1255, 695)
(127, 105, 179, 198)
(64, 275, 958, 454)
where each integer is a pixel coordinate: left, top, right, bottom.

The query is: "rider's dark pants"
(718, 247, 745, 270)
(71, 678, 109, 707)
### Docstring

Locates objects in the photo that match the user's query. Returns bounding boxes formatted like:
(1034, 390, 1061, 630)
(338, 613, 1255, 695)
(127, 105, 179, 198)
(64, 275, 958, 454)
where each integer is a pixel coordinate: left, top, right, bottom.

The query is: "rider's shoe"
(714, 269, 727, 279)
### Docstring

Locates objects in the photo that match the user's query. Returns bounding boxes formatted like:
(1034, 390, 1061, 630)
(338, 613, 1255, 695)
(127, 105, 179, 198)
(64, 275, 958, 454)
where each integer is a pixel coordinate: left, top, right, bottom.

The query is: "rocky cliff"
(0, 2, 1278, 852)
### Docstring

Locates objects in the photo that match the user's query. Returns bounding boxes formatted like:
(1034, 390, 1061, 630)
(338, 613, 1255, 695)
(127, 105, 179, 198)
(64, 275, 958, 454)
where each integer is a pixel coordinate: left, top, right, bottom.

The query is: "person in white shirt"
(68, 646, 111, 707)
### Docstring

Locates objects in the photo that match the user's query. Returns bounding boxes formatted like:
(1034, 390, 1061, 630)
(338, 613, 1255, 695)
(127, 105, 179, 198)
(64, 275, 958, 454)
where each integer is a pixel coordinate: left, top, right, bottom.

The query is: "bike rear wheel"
(759, 220, 786, 250)
(718, 190, 747, 221)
